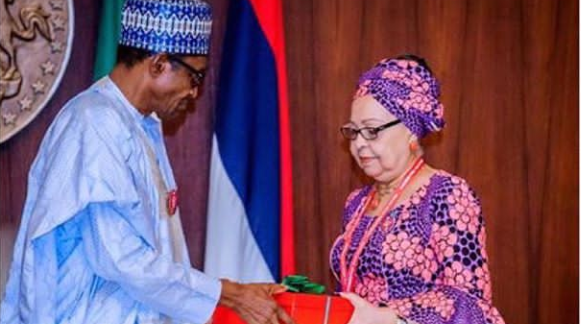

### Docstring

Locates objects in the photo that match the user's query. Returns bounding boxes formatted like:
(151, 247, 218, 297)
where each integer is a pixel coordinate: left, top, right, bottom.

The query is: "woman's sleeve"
(387, 178, 505, 324)
(342, 188, 366, 231)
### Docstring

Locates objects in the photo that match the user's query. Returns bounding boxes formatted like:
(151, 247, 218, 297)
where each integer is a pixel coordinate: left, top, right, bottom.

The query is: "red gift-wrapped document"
(212, 292, 354, 324)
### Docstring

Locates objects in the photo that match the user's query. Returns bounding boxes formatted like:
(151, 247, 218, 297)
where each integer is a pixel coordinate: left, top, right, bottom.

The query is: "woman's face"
(347, 95, 415, 183)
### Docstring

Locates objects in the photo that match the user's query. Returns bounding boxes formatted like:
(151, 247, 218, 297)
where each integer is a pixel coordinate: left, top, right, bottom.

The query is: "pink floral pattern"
(354, 274, 389, 306)
(331, 171, 506, 324)
(447, 180, 481, 234)
(413, 291, 455, 321)
(382, 231, 438, 281)
(437, 261, 475, 290)
(385, 298, 413, 318)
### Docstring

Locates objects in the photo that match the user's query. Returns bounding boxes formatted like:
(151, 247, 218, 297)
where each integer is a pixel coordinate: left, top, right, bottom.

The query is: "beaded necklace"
(339, 157, 425, 292)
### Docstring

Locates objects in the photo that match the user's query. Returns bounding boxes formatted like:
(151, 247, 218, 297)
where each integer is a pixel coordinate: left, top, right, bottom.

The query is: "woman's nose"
(352, 133, 368, 148)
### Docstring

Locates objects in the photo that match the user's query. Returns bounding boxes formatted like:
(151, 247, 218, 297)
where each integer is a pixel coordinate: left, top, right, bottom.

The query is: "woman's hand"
(340, 292, 399, 324)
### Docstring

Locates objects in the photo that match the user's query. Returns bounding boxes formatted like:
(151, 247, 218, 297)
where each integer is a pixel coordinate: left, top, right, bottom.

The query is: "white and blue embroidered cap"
(119, 0, 212, 55)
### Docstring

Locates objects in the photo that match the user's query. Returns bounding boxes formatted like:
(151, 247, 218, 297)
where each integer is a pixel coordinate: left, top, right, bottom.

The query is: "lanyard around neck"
(340, 157, 425, 292)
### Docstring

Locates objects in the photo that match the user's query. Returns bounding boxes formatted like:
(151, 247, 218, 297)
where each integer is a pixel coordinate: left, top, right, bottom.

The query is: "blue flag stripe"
(214, 0, 281, 280)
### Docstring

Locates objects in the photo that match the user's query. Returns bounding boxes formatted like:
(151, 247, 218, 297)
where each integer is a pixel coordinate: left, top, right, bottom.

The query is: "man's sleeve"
(81, 202, 222, 324)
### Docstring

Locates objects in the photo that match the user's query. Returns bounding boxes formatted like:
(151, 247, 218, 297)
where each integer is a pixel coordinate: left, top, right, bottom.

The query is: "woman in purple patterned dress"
(330, 55, 506, 324)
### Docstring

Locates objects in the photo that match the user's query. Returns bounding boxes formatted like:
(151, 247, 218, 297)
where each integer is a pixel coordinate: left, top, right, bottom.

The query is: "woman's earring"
(409, 140, 418, 151)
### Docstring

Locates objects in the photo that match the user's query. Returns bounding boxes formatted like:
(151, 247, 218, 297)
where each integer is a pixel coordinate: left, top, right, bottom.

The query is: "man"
(0, 0, 293, 323)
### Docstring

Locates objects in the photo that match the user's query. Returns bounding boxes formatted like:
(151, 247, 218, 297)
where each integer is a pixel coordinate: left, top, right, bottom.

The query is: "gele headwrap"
(354, 58, 445, 138)
(120, 0, 212, 55)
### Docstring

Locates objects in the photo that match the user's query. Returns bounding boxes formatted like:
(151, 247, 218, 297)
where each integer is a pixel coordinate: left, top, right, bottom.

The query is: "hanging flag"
(93, 0, 124, 80)
(204, 0, 294, 282)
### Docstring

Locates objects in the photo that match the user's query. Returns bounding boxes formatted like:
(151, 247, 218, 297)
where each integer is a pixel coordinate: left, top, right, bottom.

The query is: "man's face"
(148, 55, 208, 120)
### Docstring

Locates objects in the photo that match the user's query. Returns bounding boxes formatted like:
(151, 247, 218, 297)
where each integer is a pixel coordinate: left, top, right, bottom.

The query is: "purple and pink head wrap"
(354, 58, 445, 138)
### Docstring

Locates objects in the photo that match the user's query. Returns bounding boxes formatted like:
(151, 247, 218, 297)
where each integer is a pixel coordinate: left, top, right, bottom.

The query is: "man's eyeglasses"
(340, 120, 402, 140)
(167, 55, 205, 88)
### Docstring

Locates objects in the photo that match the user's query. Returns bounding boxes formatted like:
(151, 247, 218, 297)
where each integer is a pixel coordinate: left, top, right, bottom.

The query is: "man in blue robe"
(0, 0, 292, 323)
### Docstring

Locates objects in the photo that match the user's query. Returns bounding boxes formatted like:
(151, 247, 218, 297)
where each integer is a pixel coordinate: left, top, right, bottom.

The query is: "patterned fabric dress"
(330, 171, 505, 324)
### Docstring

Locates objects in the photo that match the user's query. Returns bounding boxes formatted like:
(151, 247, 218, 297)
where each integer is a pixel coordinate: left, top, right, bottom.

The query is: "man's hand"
(219, 279, 295, 324)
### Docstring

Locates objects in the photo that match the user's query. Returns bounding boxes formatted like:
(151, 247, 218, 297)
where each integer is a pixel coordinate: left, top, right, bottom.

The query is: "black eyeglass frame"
(167, 54, 206, 87)
(340, 119, 402, 140)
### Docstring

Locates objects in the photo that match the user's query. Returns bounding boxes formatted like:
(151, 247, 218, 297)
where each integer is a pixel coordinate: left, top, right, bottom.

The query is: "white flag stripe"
(204, 135, 274, 283)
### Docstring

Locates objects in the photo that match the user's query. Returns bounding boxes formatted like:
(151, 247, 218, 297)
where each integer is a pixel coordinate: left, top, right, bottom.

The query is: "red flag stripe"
(247, 0, 295, 277)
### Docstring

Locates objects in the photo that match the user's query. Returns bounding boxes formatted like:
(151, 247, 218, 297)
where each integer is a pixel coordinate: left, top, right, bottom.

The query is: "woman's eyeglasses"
(340, 120, 402, 140)
(167, 55, 205, 88)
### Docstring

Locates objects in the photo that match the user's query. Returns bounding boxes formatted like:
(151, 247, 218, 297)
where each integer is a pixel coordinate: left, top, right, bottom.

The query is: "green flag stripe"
(93, 0, 125, 80)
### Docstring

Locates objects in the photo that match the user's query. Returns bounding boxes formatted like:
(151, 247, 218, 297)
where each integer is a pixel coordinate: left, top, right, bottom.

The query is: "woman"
(330, 55, 505, 324)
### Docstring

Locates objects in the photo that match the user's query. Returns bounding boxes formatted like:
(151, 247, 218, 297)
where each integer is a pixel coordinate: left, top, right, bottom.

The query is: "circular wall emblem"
(0, 0, 74, 143)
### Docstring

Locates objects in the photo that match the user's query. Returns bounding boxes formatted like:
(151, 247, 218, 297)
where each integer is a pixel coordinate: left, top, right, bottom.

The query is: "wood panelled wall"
(0, 0, 577, 324)
(284, 2, 579, 324)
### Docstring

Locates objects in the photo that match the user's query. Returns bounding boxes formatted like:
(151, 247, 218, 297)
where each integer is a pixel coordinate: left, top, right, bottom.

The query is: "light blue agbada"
(1, 77, 221, 324)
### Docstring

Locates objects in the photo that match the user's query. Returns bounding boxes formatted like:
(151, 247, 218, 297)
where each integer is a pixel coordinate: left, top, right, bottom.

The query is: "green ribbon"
(281, 275, 326, 294)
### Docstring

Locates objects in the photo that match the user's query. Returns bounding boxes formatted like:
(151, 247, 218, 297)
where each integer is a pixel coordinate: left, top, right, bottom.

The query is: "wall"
(0, 0, 577, 323)
(284, 1, 579, 324)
